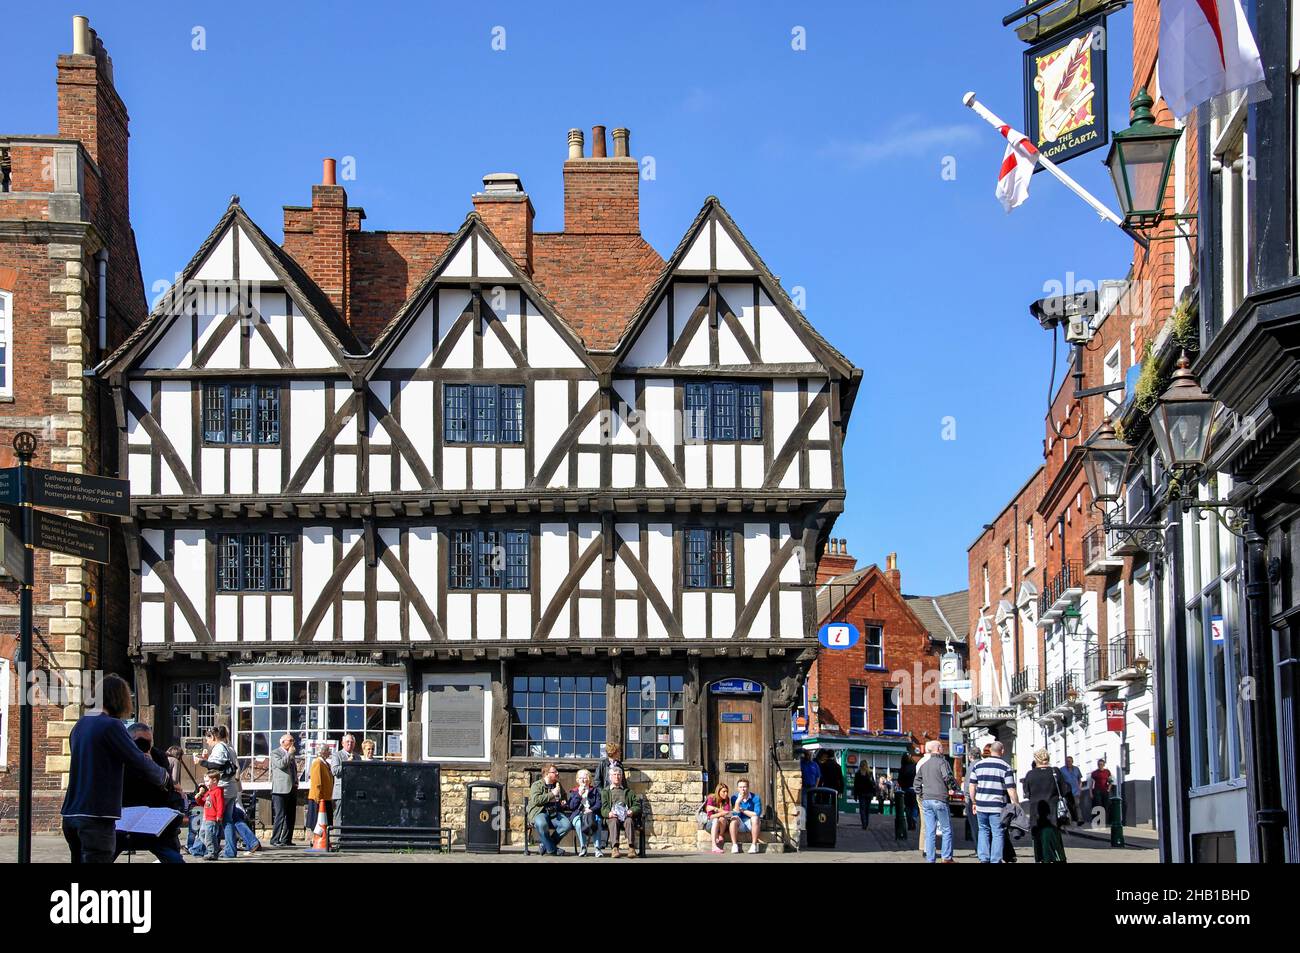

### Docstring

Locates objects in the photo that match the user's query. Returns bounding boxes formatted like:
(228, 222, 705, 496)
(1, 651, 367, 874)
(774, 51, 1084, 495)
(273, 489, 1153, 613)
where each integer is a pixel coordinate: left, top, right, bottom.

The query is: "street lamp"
(1150, 352, 1216, 473)
(1062, 603, 1084, 641)
(1105, 88, 1183, 231)
(1082, 417, 1131, 505)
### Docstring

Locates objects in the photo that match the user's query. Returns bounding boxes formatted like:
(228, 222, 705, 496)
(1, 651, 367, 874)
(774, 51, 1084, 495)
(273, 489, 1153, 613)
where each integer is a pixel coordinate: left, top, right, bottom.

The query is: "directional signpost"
(3, 432, 128, 864)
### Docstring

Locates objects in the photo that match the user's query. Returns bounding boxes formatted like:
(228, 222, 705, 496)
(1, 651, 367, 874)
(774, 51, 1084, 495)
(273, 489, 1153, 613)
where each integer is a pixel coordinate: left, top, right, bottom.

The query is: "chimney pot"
(481, 172, 524, 194)
(887, 552, 897, 571)
(72, 15, 90, 55)
(591, 125, 607, 158)
(567, 128, 585, 160)
(612, 127, 630, 158)
(322, 157, 337, 186)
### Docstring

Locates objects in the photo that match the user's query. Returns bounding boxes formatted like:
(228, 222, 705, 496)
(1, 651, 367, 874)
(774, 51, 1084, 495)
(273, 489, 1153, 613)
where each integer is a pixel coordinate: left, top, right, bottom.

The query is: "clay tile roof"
(529, 232, 665, 351)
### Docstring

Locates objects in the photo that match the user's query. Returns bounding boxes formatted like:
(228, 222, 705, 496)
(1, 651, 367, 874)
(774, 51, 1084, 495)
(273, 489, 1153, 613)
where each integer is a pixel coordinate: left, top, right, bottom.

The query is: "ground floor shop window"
(509, 675, 607, 759)
(1182, 494, 1246, 789)
(625, 674, 685, 760)
(232, 674, 405, 783)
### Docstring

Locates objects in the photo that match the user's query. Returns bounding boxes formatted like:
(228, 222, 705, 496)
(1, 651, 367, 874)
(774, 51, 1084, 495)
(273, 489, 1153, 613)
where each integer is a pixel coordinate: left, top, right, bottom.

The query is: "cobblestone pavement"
(3, 814, 1157, 863)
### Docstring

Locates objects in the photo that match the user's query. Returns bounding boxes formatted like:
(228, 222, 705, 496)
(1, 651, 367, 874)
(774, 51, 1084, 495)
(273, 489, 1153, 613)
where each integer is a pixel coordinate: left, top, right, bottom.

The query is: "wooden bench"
(521, 768, 647, 857)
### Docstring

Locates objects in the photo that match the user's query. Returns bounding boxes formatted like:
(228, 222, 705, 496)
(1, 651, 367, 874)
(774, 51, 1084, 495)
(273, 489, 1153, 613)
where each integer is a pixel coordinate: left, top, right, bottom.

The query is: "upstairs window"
(0, 290, 10, 398)
(685, 527, 733, 589)
(449, 528, 530, 590)
(444, 384, 524, 444)
(849, 685, 869, 732)
(882, 685, 901, 733)
(216, 532, 293, 592)
(203, 383, 280, 445)
(864, 625, 884, 669)
(684, 381, 762, 441)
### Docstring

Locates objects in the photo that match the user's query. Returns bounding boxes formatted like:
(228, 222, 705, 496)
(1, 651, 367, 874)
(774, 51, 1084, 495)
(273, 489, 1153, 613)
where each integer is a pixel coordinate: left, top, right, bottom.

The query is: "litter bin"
(465, 781, 504, 854)
(806, 787, 838, 848)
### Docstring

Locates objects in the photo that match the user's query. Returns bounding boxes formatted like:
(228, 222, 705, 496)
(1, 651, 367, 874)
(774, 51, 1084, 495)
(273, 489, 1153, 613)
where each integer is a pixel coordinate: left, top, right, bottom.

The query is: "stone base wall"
(503, 766, 706, 852)
(437, 767, 500, 849)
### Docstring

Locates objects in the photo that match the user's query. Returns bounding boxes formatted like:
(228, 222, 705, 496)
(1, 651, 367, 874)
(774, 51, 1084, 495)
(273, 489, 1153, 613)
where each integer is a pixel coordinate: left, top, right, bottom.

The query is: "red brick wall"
(808, 569, 941, 751)
(562, 158, 640, 234)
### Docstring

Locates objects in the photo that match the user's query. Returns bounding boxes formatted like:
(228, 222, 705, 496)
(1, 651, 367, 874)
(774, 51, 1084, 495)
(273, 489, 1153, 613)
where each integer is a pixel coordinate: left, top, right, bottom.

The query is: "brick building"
(965, 0, 1197, 833)
(0, 17, 146, 829)
(799, 541, 966, 807)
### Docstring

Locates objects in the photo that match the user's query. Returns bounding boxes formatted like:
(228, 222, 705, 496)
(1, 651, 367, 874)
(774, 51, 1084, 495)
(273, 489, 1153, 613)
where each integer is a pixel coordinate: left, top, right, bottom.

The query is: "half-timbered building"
(99, 126, 861, 850)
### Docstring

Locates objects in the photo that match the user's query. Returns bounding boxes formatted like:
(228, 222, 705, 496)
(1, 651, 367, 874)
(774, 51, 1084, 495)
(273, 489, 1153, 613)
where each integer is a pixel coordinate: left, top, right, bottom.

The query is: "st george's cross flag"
(995, 124, 1039, 212)
(1159, 0, 1265, 118)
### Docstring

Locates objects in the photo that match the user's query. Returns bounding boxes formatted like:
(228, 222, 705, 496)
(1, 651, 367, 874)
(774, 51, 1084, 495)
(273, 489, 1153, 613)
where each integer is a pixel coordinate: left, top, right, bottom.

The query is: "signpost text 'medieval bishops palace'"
(99, 124, 861, 849)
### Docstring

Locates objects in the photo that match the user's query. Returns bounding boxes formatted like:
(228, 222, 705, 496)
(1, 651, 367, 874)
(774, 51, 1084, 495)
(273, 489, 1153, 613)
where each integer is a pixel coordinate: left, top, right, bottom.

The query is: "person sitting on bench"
(528, 764, 572, 856)
(567, 769, 603, 857)
(600, 765, 641, 858)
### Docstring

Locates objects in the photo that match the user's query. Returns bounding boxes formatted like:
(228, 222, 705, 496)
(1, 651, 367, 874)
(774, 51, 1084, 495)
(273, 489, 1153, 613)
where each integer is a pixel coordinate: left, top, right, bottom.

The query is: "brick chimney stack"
(472, 173, 534, 273)
(885, 552, 901, 591)
(57, 16, 131, 258)
(816, 537, 858, 585)
(563, 124, 640, 234)
(283, 158, 354, 319)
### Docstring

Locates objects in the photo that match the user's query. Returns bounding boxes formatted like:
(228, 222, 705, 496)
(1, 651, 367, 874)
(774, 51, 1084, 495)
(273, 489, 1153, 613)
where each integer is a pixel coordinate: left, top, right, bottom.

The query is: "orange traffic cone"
(307, 800, 331, 852)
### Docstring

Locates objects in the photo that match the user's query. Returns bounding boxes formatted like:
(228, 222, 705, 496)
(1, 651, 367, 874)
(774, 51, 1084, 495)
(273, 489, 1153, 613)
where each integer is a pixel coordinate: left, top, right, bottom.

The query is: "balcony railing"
(1037, 560, 1084, 623)
(1039, 671, 1082, 717)
(1083, 525, 1124, 575)
(1107, 630, 1153, 679)
(1009, 665, 1041, 703)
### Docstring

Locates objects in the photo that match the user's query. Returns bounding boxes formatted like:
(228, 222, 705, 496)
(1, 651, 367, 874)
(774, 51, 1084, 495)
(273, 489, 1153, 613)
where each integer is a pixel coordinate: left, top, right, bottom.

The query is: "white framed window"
(229, 670, 408, 788)
(1211, 91, 1250, 327)
(1103, 342, 1122, 416)
(982, 564, 990, 607)
(0, 289, 12, 399)
(422, 672, 492, 763)
(1025, 519, 1036, 569)
(1003, 542, 1012, 590)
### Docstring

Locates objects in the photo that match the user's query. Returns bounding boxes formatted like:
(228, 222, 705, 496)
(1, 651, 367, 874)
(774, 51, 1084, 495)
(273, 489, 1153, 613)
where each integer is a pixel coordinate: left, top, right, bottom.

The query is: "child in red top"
(196, 769, 224, 860)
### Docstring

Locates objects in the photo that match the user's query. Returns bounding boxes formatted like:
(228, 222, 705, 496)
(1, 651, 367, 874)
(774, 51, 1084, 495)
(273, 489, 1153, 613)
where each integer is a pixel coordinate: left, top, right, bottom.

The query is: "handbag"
(1051, 768, 1070, 822)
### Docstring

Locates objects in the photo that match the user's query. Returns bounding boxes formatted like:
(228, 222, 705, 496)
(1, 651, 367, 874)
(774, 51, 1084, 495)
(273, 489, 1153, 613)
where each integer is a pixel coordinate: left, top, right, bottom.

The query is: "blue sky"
(4, 1, 1138, 598)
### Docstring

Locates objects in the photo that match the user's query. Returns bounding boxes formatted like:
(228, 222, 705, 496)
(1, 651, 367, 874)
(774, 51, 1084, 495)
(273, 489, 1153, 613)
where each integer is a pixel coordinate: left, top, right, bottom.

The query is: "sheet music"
(116, 806, 182, 836)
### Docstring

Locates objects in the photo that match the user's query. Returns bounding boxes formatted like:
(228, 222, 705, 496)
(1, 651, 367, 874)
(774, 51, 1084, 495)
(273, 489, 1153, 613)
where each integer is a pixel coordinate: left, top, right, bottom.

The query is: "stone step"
(693, 827, 787, 853)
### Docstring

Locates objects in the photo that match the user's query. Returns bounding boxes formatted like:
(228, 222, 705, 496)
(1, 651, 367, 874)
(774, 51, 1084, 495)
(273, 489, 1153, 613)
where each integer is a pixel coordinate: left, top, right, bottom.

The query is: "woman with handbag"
(1022, 748, 1069, 863)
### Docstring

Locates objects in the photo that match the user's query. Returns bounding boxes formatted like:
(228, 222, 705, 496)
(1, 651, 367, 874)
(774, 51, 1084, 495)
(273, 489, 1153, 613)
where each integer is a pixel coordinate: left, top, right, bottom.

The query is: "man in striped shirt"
(965, 740, 1020, 863)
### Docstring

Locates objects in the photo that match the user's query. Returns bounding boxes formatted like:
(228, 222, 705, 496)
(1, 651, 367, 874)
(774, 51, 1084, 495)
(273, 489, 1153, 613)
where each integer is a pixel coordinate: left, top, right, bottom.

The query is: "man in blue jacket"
(61, 674, 170, 863)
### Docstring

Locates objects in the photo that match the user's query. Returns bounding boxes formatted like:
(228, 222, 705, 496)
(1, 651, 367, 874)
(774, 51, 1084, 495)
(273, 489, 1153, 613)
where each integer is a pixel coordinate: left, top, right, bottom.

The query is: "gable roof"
(612, 197, 857, 381)
(98, 198, 363, 376)
(905, 590, 970, 645)
(365, 214, 598, 374)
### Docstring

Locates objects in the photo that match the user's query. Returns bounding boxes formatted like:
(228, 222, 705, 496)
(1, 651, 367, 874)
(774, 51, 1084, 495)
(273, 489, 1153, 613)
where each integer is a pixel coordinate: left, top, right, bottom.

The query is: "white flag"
(995, 125, 1038, 213)
(1159, 0, 1265, 118)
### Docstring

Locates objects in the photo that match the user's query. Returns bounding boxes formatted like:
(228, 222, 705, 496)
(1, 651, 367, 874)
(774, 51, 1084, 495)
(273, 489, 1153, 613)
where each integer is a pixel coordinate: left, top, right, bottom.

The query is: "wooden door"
(710, 696, 764, 804)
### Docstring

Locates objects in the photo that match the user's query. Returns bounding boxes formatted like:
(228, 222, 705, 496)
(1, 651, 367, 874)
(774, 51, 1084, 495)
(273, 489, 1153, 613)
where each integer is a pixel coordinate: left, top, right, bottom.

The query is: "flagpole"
(963, 91, 1125, 227)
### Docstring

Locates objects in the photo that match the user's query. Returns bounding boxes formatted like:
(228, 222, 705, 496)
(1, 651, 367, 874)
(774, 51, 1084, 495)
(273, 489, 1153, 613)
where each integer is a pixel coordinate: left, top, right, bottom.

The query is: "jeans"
(532, 813, 573, 854)
(272, 791, 297, 845)
(921, 799, 952, 862)
(220, 791, 238, 857)
(571, 812, 599, 850)
(858, 797, 871, 828)
(202, 819, 221, 858)
(63, 816, 118, 863)
(976, 810, 1005, 863)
